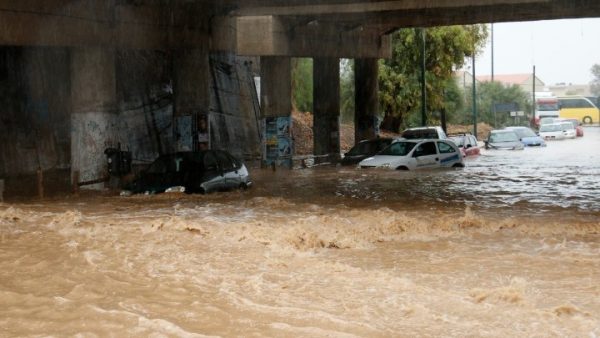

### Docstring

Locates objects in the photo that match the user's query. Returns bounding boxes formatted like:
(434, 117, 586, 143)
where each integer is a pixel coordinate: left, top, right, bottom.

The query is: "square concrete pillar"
(173, 47, 210, 152)
(313, 57, 340, 162)
(355, 58, 379, 143)
(71, 47, 117, 190)
(260, 56, 293, 168)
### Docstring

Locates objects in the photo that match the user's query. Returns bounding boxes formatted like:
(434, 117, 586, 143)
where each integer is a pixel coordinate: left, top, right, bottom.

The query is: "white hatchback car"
(359, 139, 464, 170)
(539, 122, 576, 140)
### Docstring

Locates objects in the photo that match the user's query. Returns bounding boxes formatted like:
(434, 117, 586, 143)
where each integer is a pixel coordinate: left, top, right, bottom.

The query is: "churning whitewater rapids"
(2, 128, 600, 337)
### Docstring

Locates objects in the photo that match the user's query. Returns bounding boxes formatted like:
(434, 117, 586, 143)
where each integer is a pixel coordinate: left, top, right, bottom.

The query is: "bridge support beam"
(71, 47, 117, 190)
(173, 46, 211, 151)
(354, 58, 379, 143)
(260, 56, 293, 168)
(313, 57, 340, 163)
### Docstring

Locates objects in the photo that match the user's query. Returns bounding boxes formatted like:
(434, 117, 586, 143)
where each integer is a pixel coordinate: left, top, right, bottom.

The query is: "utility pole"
(532, 65, 536, 125)
(420, 28, 427, 126)
(472, 52, 477, 137)
(492, 23, 497, 127)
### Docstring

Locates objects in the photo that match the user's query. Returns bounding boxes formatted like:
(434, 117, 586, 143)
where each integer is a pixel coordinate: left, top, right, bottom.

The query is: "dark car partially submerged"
(124, 150, 251, 194)
(341, 138, 394, 166)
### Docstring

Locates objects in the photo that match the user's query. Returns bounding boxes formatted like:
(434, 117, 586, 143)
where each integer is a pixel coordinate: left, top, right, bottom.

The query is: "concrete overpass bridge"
(1, 0, 599, 194)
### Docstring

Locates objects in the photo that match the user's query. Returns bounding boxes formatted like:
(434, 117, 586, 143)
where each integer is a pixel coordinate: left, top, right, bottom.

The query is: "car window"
(449, 136, 464, 147)
(203, 152, 219, 172)
(215, 151, 235, 171)
(489, 132, 518, 143)
(437, 141, 455, 154)
(402, 129, 439, 139)
(147, 157, 168, 174)
(380, 142, 416, 156)
(413, 142, 437, 157)
(226, 153, 242, 169)
(470, 136, 478, 145)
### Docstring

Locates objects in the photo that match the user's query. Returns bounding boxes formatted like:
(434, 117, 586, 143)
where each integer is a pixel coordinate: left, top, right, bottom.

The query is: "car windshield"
(449, 136, 465, 147)
(540, 124, 562, 132)
(540, 118, 556, 125)
(489, 131, 518, 143)
(380, 142, 417, 156)
(402, 129, 439, 139)
(347, 140, 388, 156)
(508, 128, 536, 138)
(560, 122, 574, 130)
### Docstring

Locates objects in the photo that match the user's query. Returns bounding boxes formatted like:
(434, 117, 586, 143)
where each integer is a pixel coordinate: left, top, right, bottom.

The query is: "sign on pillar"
(263, 116, 293, 168)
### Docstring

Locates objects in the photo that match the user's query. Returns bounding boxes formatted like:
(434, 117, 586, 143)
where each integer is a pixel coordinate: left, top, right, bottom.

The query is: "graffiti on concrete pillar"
(196, 113, 210, 151)
(175, 115, 193, 152)
(263, 116, 293, 168)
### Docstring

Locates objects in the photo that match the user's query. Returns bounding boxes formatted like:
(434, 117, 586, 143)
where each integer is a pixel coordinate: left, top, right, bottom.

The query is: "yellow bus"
(558, 96, 600, 124)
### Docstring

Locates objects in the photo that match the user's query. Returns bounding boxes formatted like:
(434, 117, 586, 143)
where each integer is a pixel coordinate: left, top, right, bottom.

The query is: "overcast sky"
(467, 18, 600, 86)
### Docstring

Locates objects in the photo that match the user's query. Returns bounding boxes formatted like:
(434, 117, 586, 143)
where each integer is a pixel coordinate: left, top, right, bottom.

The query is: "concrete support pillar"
(313, 57, 340, 162)
(354, 58, 379, 143)
(173, 47, 210, 151)
(71, 47, 117, 190)
(260, 56, 292, 118)
(260, 56, 293, 168)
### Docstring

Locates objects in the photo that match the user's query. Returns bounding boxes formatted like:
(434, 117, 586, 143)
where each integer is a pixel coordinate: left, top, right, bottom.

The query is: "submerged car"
(448, 133, 480, 157)
(556, 118, 584, 137)
(359, 139, 463, 170)
(484, 130, 525, 150)
(504, 126, 546, 147)
(125, 150, 251, 194)
(341, 138, 394, 166)
(539, 122, 576, 140)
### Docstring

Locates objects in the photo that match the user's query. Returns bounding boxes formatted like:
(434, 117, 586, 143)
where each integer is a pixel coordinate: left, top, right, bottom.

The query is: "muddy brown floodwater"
(2, 128, 600, 337)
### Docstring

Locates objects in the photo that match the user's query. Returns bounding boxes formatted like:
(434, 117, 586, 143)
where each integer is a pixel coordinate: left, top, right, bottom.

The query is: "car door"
(215, 150, 239, 189)
(412, 141, 439, 169)
(201, 151, 224, 192)
(437, 141, 461, 167)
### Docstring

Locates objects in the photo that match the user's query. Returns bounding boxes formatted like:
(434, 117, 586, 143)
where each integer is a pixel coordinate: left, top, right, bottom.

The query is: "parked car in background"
(556, 118, 584, 137)
(484, 130, 525, 150)
(341, 137, 394, 166)
(124, 150, 251, 194)
(539, 122, 576, 140)
(359, 139, 463, 170)
(448, 133, 480, 157)
(401, 126, 447, 140)
(505, 126, 546, 147)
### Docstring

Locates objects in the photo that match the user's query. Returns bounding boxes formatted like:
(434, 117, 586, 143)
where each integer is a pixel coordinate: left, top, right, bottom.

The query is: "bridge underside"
(1, 0, 599, 195)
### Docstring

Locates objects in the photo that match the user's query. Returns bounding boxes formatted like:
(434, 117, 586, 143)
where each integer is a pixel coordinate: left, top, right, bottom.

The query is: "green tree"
(378, 25, 488, 131)
(464, 81, 531, 127)
(340, 59, 355, 123)
(590, 64, 600, 96)
(291, 58, 313, 112)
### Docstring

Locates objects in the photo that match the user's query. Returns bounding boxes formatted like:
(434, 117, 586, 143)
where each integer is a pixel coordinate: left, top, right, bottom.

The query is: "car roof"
(357, 137, 393, 144)
(404, 126, 442, 131)
(491, 129, 516, 134)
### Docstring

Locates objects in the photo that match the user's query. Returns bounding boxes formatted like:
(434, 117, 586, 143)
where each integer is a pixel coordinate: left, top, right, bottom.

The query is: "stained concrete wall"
(209, 53, 262, 160)
(0, 47, 71, 196)
(0, 46, 261, 197)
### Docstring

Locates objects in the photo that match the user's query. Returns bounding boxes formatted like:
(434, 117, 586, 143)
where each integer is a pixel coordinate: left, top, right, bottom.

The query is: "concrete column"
(354, 58, 379, 143)
(260, 56, 292, 118)
(313, 57, 340, 162)
(260, 56, 293, 168)
(173, 47, 210, 151)
(71, 47, 117, 190)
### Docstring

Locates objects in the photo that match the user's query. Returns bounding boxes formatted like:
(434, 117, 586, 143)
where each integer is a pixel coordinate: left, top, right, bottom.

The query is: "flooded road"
(1, 128, 600, 337)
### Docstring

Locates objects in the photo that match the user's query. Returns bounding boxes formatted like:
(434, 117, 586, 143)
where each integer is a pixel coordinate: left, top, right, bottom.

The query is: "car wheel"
(583, 116, 593, 124)
(452, 163, 465, 168)
(396, 166, 409, 171)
